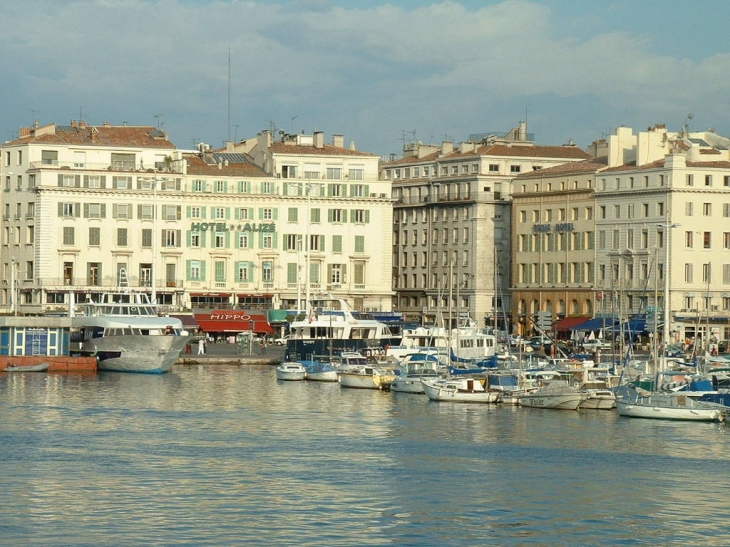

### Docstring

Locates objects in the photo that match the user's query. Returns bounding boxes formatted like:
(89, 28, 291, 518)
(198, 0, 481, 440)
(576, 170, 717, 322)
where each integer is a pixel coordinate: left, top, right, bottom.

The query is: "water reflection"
(1, 366, 729, 546)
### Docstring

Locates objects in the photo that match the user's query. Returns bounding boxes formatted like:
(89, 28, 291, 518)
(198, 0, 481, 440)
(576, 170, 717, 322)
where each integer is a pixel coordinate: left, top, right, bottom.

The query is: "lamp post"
(141, 176, 168, 303)
(657, 222, 680, 364)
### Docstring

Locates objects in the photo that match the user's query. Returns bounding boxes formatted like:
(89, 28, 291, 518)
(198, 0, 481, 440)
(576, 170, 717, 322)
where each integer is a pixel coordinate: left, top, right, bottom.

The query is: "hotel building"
(0, 122, 394, 318)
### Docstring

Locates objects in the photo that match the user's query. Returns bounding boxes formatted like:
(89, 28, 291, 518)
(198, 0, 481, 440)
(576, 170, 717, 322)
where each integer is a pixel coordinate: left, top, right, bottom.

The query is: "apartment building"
(381, 122, 591, 328)
(0, 122, 394, 316)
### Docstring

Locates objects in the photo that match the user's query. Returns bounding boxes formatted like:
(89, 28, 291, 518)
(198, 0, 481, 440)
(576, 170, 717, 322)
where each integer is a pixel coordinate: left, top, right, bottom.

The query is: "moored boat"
(421, 376, 499, 403)
(276, 362, 307, 381)
(339, 353, 396, 390)
(300, 356, 340, 382)
(615, 386, 724, 421)
(71, 277, 189, 374)
(3, 363, 49, 373)
(518, 380, 585, 410)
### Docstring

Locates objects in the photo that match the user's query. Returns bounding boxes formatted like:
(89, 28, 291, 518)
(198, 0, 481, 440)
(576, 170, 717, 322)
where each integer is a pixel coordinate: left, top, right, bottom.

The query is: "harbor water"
(1, 364, 729, 546)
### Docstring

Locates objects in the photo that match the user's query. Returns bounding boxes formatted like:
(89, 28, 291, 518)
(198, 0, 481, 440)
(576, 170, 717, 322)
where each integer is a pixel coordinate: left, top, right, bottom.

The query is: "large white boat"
(285, 298, 401, 362)
(72, 285, 189, 374)
(421, 376, 499, 403)
(518, 381, 585, 410)
(615, 386, 724, 421)
(386, 323, 497, 367)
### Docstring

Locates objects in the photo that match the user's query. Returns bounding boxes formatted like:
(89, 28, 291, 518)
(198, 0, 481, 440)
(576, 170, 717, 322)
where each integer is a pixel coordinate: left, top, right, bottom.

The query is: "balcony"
(28, 160, 183, 174)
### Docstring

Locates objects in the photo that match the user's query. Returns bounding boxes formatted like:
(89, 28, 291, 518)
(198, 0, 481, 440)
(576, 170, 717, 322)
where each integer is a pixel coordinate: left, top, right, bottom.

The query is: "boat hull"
(89, 335, 188, 374)
(615, 386, 724, 421)
(276, 363, 307, 381)
(3, 363, 49, 373)
(518, 393, 584, 410)
(339, 371, 396, 390)
(579, 390, 617, 410)
(421, 378, 499, 403)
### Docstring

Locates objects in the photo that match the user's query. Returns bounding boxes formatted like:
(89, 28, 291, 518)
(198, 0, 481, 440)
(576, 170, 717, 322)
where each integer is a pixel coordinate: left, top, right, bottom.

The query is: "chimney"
(71, 120, 77, 128)
(314, 131, 324, 149)
(440, 141, 454, 156)
(79, 120, 87, 128)
(333, 134, 344, 148)
(518, 120, 527, 141)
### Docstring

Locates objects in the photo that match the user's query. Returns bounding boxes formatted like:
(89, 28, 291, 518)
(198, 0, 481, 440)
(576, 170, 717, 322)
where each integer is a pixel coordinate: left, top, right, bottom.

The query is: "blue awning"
(570, 318, 617, 331)
(611, 319, 648, 334)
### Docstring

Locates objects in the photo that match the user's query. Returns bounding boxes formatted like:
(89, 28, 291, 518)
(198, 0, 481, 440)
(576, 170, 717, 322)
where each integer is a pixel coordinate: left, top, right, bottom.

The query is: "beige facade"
(511, 159, 605, 335)
(382, 122, 591, 328)
(1, 123, 394, 315)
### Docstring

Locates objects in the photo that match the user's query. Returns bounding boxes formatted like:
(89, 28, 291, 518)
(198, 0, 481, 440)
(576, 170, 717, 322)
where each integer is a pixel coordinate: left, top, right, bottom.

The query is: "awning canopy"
(570, 318, 617, 331)
(554, 316, 590, 332)
(611, 319, 648, 334)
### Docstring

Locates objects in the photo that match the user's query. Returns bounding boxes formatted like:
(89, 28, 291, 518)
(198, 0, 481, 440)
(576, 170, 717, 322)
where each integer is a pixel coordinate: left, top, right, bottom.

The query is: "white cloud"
(2, 0, 730, 154)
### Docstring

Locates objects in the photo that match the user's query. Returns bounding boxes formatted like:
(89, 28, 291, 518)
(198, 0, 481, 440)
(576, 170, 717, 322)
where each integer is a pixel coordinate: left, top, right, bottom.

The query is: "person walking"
(198, 338, 206, 355)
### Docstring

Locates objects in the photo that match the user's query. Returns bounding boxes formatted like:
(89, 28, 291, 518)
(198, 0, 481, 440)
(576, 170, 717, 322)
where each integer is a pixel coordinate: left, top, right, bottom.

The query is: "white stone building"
(0, 122, 394, 316)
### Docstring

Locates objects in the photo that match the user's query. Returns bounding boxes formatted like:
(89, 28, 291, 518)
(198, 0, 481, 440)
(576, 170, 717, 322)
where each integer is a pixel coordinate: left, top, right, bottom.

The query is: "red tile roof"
(383, 143, 592, 166)
(185, 154, 269, 177)
(7, 123, 176, 149)
(269, 143, 378, 157)
(515, 156, 608, 179)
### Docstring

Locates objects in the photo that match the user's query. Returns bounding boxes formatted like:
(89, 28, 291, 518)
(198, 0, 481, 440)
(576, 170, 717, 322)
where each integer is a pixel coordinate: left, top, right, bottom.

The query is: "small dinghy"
(3, 363, 50, 373)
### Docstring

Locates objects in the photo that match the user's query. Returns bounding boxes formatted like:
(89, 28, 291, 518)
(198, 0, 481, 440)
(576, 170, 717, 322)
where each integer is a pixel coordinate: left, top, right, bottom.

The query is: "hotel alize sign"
(531, 223, 575, 233)
(190, 222, 276, 232)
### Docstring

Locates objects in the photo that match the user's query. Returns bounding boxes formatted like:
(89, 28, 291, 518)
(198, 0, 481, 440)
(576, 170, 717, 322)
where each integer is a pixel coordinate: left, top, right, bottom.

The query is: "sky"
(2, 0, 730, 157)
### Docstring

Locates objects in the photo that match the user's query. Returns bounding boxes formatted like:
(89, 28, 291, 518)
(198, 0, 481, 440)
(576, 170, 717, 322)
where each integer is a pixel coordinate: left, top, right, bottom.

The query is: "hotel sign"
(531, 223, 575, 233)
(190, 222, 276, 232)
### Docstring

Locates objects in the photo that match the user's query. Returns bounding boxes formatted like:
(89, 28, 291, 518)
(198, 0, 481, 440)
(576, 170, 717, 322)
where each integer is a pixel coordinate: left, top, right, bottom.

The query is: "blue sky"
(2, 0, 730, 156)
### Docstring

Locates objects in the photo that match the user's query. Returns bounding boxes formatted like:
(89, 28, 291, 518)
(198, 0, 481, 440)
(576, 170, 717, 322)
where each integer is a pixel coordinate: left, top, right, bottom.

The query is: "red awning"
(190, 292, 232, 297)
(553, 316, 591, 332)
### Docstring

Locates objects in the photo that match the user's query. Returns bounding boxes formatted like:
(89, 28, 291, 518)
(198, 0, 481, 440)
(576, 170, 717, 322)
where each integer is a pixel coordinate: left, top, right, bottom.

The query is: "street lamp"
(657, 222, 680, 363)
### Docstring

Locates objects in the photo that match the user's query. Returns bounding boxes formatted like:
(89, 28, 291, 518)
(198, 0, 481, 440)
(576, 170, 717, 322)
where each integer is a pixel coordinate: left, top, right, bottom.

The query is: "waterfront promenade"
(176, 339, 284, 366)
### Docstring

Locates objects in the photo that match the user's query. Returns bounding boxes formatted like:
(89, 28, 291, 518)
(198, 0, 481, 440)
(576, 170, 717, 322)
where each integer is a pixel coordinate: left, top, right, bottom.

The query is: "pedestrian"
(198, 338, 205, 355)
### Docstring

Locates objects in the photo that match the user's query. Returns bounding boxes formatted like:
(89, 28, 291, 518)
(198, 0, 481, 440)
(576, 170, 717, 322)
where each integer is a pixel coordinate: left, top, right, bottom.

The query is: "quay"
(176, 341, 284, 367)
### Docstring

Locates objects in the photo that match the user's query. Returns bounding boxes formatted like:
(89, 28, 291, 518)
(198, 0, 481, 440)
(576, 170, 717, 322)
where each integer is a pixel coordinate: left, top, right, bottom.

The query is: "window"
(351, 184, 365, 197)
(139, 205, 153, 220)
(192, 180, 205, 192)
(164, 205, 181, 220)
(704, 203, 712, 216)
(686, 174, 694, 186)
(328, 183, 343, 196)
(348, 169, 364, 181)
(117, 228, 127, 246)
(262, 234, 273, 248)
(89, 227, 101, 246)
(685, 231, 693, 248)
(262, 181, 274, 194)
(703, 263, 712, 283)
(189, 206, 201, 219)
(63, 227, 75, 245)
(685, 263, 694, 283)
(214, 180, 226, 193)
(281, 165, 298, 178)
(113, 203, 131, 219)
(190, 231, 201, 247)
(354, 235, 365, 253)
(489, 164, 499, 172)
(41, 150, 58, 165)
(85, 203, 105, 219)
(237, 208, 250, 220)
(214, 261, 226, 283)
(215, 207, 226, 219)
(329, 264, 343, 284)
(287, 208, 298, 222)
(59, 202, 78, 218)
(510, 165, 521, 173)
(238, 231, 250, 249)
(330, 209, 343, 223)
(238, 180, 251, 193)
(705, 175, 713, 186)
(333, 234, 342, 253)
(214, 232, 225, 248)
(686, 202, 694, 216)
(704, 231, 711, 249)
(236, 262, 250, 282)
(352, 209, 367, 223)
(188, 260, 203, 281)
(111, 153, 135, 170)
(164, 230, 181, 247)
(262, 261, 273, 282)
(112, 176, 130, 189)
(141, 229, 152, 248)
